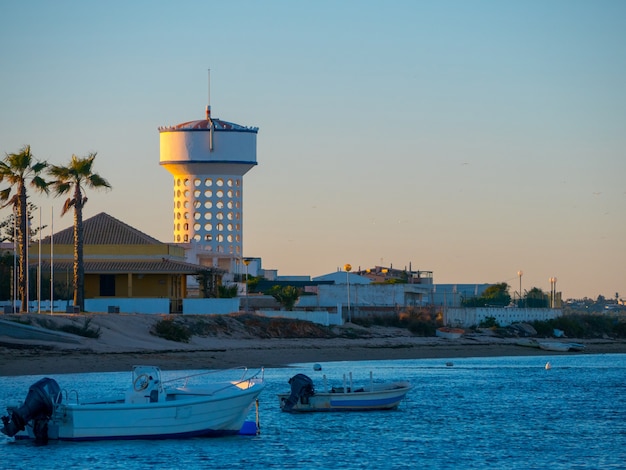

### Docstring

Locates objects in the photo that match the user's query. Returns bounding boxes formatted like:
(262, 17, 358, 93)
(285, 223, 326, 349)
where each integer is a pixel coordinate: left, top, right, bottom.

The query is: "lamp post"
(518, 270, 523, 306)
(344, 264, 352, 323)
(243, 259, 250, 311)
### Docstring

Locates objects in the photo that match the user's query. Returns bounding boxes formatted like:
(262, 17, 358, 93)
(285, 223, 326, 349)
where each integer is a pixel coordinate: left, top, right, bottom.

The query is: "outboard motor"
(1, 377, 61, 441)
(283, 374, 315, 411)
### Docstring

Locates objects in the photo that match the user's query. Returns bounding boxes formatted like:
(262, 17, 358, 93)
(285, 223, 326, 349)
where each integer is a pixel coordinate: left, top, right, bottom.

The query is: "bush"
(152, 317, 191, 343)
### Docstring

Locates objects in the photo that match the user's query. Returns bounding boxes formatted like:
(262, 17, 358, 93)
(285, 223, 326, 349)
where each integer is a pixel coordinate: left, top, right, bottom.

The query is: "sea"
(1, 354, 625, 470)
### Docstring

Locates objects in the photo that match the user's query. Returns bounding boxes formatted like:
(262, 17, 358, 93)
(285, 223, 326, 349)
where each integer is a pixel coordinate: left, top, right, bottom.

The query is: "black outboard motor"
(1, 377, 61, 441)
(283, 374, 315, 411)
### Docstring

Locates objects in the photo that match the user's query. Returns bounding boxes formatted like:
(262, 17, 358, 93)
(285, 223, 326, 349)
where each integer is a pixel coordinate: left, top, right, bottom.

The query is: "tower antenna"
(206, 68, 212, 119)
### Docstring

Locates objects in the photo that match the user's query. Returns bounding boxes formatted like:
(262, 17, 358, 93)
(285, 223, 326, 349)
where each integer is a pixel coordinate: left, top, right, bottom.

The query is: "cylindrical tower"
(159, 106, 258, 271)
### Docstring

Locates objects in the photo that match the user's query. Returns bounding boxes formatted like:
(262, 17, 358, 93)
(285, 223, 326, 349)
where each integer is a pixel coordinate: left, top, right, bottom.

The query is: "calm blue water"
(1, 354, 625, 469)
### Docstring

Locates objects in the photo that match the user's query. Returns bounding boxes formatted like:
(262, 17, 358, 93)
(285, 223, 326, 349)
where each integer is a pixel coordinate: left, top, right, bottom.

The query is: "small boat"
(538, 341, 586, 352)
(278, 372, 411, 412)
(436, 327, 465, 339)
(1, 365, 265, 443)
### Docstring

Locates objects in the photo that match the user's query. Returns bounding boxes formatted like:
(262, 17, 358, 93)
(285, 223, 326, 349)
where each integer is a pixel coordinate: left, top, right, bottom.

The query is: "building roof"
(41, 212, 162, 245)
(158, 118, 258, 133)
(40, 259, 206, 275)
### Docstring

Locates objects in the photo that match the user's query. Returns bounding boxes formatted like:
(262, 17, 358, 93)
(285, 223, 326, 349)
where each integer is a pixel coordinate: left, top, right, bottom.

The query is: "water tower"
(159, 105, 258, 273)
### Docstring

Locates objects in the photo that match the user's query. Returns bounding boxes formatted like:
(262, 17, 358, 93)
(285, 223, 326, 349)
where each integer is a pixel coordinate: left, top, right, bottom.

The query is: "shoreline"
(2, 313, 625, 377)
(2, 337, 626, 377)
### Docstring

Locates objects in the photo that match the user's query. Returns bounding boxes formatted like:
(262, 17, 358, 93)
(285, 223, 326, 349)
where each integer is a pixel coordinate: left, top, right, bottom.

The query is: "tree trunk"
(73, 186, 85, 312)
(17, 184, 28, 313)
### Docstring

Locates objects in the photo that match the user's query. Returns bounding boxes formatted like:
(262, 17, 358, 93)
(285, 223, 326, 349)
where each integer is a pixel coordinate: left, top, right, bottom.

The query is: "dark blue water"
(1, 354, 625, 469)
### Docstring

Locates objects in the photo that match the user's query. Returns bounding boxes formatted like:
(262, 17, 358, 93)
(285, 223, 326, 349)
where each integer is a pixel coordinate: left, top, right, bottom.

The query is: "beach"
(1, 313, 625, 377)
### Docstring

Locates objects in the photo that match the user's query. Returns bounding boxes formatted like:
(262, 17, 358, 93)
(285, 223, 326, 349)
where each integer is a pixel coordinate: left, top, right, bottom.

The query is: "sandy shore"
(1, 313, 625, 377)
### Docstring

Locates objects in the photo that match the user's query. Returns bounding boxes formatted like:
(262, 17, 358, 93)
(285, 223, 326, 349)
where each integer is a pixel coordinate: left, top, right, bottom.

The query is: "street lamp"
(344, 264, 352, 323)
(243, 259, 251, 311)
(518, 270, 523, 306)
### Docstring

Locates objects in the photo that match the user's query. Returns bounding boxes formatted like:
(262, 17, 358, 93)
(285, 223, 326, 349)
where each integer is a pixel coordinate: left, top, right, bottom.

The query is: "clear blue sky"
(1, 0, 625, 300)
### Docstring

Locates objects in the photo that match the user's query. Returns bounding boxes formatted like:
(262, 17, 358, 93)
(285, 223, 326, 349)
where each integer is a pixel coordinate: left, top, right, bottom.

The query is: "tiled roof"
(41, 212, 162, 245)
(40, 259, 211, 275)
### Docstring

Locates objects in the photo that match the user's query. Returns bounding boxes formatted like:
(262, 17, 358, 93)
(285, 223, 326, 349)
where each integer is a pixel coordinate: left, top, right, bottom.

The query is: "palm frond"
(61, 198, 75, 216)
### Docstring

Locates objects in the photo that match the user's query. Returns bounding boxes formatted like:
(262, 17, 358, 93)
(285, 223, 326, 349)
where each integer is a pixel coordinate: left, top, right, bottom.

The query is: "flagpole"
(50, 207, 54, 315)
(38, 206, 42, 314)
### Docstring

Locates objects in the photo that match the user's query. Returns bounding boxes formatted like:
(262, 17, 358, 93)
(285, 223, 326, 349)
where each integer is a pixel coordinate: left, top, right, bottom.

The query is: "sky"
(1, 0, 625, 301)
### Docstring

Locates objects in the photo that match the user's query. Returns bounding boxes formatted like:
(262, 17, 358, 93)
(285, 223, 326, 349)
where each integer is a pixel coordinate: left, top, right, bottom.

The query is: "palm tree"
(0, 145, 48, 312)
(48, 153, 111, 311)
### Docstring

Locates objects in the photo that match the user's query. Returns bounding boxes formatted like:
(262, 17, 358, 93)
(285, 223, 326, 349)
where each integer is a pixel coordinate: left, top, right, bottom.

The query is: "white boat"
(538, 341, 586, 352)
(436, 327, 465, 339)
(1, 365, 265, 443)
(278, 372, 411, 412)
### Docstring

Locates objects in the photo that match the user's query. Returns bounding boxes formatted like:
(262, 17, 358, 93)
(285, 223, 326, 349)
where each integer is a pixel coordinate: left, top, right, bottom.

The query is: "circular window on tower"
(176, 201, 181, 209)
(184, 202, 189, 209)
(216, 178, 224, 187)
(184, 190, 189, 198)
(227, 201, 233, 209)
(227, 234, 233, 242)
(177, 190, 181, 198)
(193, 234, 201, 242)
(204, 201, 212, 209)
(176, 234, 181, 242)
(205, 178, 212, 187)
(194, 213, 201, 220)
(235, 190, 240, 198)
(184, 178, 189, 187)
(194, 179, 201, 187)
(227, 223, 233, 231)
(227, 212, 233, 220)
(194, 190, 201, 198)
(216, 201, 224, 209)
(236, 224, 241, 231)
(235, 179, 241, 187)
(216, 190, 224, 198)
(236, 234, 241, 242)
(204, 223, 212, 231)
(176, 212, 181, 220)
(194, 200, 201, 209)
(235, 201, 241, 209)
(216, 223, 224, 231)
(204, 213, 212, 220)
(194, 223, 201, 231)
(176, 179, 181, 187)
(217, 234, 224, 242)
(216, 212, 224, 220)
(204, 190, 212, 198)
(227, 190, 233, 198)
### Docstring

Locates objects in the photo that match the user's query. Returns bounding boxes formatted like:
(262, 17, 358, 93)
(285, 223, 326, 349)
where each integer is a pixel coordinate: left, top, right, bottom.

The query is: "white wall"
(183, 298, 240, 315)
(445, 307, 561, 328)
(86, 298, 170, 314)
(257, 310, 343, 327)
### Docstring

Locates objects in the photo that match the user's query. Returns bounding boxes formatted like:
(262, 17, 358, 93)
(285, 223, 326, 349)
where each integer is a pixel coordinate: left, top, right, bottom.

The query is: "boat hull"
(436, 327, 464, 339)
(16, 379, 265, 441)
(278, 382, 411, 412)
